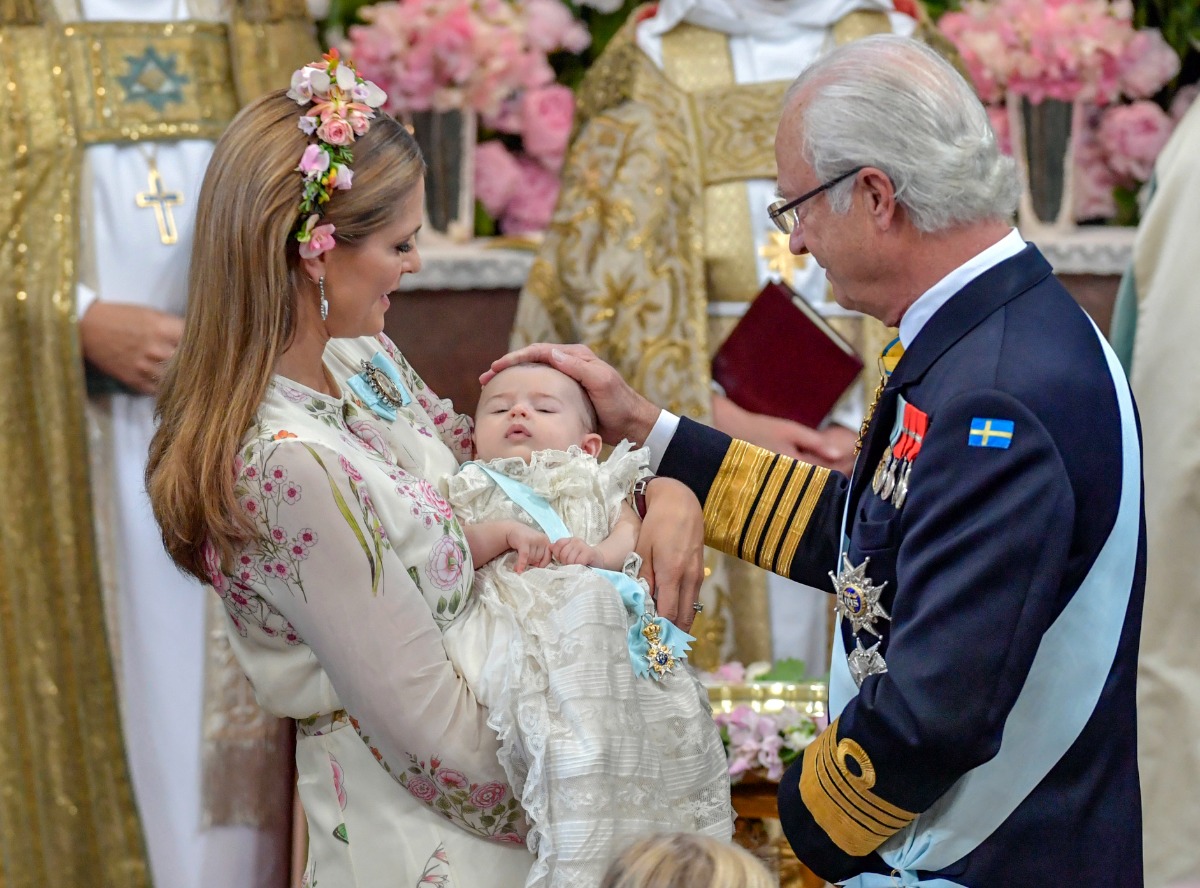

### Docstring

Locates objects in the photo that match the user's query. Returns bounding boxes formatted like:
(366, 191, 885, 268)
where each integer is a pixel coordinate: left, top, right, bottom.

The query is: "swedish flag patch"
(968, 418, 1014, 449)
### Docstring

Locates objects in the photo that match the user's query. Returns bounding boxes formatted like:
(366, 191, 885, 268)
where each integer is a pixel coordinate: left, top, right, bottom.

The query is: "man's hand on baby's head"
(506, 523, 552, 573)
(550, 537, 599, 567)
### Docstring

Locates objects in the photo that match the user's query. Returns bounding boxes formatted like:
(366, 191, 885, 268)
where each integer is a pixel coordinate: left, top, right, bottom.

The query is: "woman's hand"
(712, 394, 856, 474)
(635, 478, 705, 632)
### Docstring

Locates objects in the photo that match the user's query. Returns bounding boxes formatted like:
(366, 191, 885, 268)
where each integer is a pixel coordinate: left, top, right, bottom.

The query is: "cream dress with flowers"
(210, 335, 534, 888)
(442, 445, 734, 888)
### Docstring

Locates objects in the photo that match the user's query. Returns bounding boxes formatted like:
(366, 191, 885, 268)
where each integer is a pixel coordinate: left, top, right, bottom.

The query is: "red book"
(712, 281, 864, 429)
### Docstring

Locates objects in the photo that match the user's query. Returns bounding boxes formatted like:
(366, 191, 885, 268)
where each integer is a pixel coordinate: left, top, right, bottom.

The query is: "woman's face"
(321, 181, 424, 338)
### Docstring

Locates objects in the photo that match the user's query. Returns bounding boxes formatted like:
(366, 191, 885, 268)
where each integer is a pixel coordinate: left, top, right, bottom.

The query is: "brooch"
(346, 352, 412, 421)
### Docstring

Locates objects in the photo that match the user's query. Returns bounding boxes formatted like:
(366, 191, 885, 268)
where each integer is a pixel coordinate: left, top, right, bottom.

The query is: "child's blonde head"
(600, 833, 773, 888)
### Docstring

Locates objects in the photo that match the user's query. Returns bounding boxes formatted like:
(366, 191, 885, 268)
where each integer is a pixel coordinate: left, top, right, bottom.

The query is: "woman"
(146, 55, 706, 887)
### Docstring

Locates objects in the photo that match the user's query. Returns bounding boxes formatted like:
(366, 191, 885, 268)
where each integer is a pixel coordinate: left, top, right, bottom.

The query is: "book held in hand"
(712, 281, 864, 429)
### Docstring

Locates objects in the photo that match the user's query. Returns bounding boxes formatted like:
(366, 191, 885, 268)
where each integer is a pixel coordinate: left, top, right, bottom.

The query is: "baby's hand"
(551, 537, 599, 567)
(506, 523, 552, 573)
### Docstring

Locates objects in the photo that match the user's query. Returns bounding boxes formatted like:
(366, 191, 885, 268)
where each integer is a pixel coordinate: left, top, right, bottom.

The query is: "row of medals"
(872, 442, 912, 509)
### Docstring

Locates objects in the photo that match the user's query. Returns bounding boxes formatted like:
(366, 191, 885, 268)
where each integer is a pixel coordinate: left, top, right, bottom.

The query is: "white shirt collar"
(897, 228, 1026, 349)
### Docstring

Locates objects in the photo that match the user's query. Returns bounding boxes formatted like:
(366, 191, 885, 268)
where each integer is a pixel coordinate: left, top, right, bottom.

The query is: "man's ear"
(581, 432, 603, 457)
(860, 168, 898, 230)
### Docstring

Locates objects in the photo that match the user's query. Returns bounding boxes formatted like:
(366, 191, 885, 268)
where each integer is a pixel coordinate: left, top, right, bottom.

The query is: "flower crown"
(287, 49, 388, 259)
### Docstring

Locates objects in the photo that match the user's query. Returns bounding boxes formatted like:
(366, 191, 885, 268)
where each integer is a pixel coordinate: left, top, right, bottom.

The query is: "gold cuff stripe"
(799, 718, 916, 857)
(758, 458, 806, 568)
(775, 464, 828, 575)
(703, 438, 776, 557)
(740, 455, 790, 563)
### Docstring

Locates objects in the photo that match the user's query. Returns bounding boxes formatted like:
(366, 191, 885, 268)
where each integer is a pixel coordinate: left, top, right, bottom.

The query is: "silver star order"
(847, 637, 888, 687)
(829, 554, 890, 637)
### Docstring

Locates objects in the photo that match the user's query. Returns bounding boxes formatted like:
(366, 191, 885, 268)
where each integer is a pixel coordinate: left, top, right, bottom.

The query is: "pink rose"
(427, 535, 467, 590)
(338, 454, 364, 483)
(520, 85, 575, 170)
(469, 782, 507, 809)
(524, 0, 590, 54)
(297, 143, 329, 176)
(317, 116, 355, 147)
(501, 156, 561, 235)
(406, 775, 439, 802)
(434, 768, 467, 790)
(1098, 100, 1174, 185)
(1119, 29, 1179, 100)
(474, 140, 521, 217)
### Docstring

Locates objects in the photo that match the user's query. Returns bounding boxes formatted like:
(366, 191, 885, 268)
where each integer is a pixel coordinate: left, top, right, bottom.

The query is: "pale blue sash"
(470, 463, 693, 679)
(830, 327, 1140, 887)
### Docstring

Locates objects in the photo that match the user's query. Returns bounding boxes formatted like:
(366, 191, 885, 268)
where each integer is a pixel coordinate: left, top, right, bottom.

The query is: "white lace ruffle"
(446, 443, 733, 888)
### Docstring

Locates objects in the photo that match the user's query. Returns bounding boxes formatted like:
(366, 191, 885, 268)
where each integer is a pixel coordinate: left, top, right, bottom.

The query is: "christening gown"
(442, 443, 734, 888)
(209, 335, 535, 888)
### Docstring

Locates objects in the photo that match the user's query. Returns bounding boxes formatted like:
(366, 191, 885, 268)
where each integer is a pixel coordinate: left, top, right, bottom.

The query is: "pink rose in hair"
(501, 156, 560, 234)
(298, 143, 330, 176)
(317, 116, 355, 147)
(474, 140, 521, 217)
(1098, 100, 1174, 185)
(520, 84, 574, 171)
(1119, 29, 1179, 100)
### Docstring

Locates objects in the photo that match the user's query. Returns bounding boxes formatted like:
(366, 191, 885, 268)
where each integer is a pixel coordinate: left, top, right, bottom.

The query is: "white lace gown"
(442, 445, 734, 888)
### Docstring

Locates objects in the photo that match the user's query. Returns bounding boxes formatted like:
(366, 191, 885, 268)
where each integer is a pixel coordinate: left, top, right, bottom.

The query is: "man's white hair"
(784, 35, 1019, 232)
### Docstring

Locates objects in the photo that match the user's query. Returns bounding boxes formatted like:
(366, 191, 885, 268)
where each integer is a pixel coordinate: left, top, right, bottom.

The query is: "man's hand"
(506, 523, 552, 573)
(482, 344, 660, 445)
(79, 303, 183, 395)
(635, 478, 705, 632)
(712, 394, 856, 474)
(550, 537, 599, 566)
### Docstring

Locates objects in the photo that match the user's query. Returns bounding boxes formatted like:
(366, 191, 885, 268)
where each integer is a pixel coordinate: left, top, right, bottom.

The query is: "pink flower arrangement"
(349, 0, 588, 120)
(940, 0, 1137, 105)
(713, 704, 818, 783)
(941, 1, 1186, 223)
(349, 0, 589, 235)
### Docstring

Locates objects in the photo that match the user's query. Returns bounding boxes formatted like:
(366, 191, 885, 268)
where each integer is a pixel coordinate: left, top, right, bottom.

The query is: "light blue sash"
(830, 327, 1140, 887)
(471, 463, 693, 680)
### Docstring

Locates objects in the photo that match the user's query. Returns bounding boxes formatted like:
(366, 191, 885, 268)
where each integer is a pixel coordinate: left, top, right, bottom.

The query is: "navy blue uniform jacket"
(660, 245, 1146, 886)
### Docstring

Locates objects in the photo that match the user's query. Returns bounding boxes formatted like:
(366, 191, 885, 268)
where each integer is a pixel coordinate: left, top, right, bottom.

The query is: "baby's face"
(474, 365, 601, 462)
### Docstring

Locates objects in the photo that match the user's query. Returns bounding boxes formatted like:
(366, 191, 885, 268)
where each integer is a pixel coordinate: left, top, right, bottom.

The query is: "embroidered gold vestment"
(0, 2, 315, 883)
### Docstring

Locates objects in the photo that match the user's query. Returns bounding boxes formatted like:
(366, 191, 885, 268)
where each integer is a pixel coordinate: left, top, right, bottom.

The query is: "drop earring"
(318, 276, 329, 321)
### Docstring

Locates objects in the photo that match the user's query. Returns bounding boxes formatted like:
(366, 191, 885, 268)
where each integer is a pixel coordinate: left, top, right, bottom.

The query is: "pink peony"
(474, 140, 522, 217)
(434, 767, 467, 790)
(1119, 29, 1179, 100)
(524, 0, 590, 54)
(1098, 99, 1174, 184)
(427, 535, 467, 590)
(520, 84, 575, 170)
(501, 156, 561, 234)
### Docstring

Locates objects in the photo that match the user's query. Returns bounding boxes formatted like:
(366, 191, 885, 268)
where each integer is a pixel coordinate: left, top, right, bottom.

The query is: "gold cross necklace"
(134, 142, 183, 245)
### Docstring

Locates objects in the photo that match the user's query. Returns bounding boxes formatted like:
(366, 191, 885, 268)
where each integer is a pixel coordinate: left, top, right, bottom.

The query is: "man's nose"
(790, 225, 810, 256)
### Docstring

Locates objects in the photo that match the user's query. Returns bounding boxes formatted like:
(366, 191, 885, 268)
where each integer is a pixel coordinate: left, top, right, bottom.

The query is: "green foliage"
(755, 657, 811, 683)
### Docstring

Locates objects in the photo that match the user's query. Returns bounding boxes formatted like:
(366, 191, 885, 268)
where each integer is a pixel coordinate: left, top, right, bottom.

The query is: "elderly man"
(488, 35, 1145, 887)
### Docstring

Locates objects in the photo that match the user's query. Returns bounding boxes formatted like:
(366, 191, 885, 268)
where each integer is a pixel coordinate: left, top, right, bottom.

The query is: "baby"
(441, 364, 732, 888)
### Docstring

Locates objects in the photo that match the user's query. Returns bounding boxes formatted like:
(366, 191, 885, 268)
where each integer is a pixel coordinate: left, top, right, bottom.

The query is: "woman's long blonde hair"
(146, 89, 423, 581)
(599, 834, 774, 888)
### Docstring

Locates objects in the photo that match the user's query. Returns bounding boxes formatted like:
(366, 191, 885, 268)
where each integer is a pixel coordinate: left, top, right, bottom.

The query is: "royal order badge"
(830, 554, 890, 637)
(848, 637, 888, 687)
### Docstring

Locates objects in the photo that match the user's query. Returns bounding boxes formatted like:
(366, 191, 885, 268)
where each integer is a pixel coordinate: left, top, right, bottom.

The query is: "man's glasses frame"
(767, 166, 867, 235)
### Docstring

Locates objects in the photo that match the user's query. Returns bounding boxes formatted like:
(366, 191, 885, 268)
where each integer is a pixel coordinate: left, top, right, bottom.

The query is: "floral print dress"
(209, 335, 534, 888)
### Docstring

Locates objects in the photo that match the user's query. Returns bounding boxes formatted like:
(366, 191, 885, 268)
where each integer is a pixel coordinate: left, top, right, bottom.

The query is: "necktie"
(853, 337, 905, 457)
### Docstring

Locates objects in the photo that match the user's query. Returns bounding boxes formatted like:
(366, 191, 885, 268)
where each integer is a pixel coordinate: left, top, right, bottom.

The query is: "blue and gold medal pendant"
(830, 554, 891, 687)
(641, 617, 676, 677)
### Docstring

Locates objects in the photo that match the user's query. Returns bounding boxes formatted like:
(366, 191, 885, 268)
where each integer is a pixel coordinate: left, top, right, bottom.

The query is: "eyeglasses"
(767, 166, 866, 235)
